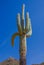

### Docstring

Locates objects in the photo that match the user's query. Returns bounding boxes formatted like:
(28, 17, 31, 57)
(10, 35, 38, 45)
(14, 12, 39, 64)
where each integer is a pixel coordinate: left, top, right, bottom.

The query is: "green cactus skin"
(12, 4, 32, 65)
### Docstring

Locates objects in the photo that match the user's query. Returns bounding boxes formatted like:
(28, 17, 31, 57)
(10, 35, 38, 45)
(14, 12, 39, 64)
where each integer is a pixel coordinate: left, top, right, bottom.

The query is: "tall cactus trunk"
(19, 34, 27, 65)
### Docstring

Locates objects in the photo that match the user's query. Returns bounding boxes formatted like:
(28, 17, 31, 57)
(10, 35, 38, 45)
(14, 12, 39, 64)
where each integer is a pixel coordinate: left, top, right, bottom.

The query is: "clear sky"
(0, 0, 44, 65)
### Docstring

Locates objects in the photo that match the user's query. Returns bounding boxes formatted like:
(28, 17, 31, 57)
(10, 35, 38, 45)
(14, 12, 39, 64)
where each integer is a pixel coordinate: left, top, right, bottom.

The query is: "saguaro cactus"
(12, 4, 32, 65)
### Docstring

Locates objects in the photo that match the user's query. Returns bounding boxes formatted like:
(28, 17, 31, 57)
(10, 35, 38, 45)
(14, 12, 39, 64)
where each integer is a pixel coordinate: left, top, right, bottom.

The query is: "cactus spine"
(12, 4, 32, 65)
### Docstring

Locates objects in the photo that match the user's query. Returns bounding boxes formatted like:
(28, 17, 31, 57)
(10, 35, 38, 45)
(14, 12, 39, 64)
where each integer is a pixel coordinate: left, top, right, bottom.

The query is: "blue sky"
(0, 0, 44, 65)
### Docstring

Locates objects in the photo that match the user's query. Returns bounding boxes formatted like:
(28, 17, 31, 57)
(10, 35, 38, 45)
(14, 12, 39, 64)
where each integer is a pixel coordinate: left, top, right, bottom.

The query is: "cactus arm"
(17, 13, 22, 33)
(26, 20, 32, 37)
(21, 4, 25, 31)
(26, 29, 32, 37)
(25, 12, 30, 32)
(12, 32, 20, 46)
(22, 4, 25, 20)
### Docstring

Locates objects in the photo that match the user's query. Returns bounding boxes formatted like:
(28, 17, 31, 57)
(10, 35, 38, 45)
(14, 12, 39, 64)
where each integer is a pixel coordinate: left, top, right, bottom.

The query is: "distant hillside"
(0, 57, 44, 65)
(32, 62, 44, 65)
(0, 57, 19, 65)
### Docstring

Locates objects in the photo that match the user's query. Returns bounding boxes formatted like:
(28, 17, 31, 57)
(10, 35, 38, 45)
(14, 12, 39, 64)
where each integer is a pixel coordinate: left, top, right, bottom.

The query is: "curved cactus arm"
(25, 12, 30, 32)
(21, 4, 25, 31)
(17, 13, 22, 33)
(26, 20, 32, 37)
(12, 32, 20, 46)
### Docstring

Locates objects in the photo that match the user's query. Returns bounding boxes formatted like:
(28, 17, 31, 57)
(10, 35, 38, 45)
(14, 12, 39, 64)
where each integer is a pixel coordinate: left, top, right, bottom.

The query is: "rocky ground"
(0, 57, 19, 65)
